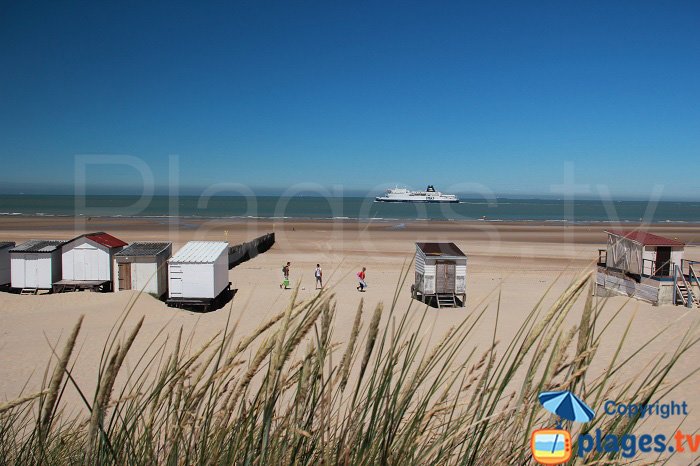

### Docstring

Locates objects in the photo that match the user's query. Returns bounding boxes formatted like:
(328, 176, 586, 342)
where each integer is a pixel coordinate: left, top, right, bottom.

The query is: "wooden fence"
(228, 233, 275, 269)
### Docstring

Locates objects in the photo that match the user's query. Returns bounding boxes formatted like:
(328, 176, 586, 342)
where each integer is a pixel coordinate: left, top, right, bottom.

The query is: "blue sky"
(1, 1, 699, 199)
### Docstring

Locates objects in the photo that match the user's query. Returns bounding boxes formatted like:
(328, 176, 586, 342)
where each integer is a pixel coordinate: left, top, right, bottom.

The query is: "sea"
(2, 195, 700, 224)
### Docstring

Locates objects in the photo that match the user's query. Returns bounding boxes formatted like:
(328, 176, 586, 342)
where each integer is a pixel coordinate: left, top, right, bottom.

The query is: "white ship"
(375, 185, 459, 203)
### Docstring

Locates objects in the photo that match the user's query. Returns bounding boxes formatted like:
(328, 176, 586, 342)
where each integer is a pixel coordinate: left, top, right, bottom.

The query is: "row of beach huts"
(0, 229, 697, 311)
(0, 232, 275, 311)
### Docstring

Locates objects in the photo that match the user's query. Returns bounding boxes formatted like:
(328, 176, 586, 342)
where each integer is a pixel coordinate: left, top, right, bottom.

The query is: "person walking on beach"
(315, 263, 323, 289)
(357, 267, 367, 292)
(280, 262, 290, 289)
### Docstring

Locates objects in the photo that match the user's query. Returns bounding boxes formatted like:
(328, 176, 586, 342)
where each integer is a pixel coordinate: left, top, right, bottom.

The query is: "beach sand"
(1, 216, 699, 462)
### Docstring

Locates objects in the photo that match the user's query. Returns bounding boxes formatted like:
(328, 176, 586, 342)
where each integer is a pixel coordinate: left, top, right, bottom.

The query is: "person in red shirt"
(357, 267, 367, 292)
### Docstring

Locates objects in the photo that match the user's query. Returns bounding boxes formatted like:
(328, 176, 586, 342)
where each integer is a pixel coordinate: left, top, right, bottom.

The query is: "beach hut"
(597, 230, 698, 307)
(0, 242, 16, 287)
(166, 241, 231, 311)
(412, 242, 467, 308)
(9, 240, 65, 293)
(114, 242, 172, 297)
(54, 232, 127, 292)
(602, 230, 685, 277)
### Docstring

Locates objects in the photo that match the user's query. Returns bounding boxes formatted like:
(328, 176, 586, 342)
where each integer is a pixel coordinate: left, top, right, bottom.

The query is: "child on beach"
(315, 264, 323, 289)
(280, 262, 290, 289)
(356, 267, 367, 292)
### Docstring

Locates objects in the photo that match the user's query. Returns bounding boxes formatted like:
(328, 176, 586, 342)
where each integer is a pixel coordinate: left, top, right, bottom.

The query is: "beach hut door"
(436, 261, 456, 293)
(118, 263, 132, 290)
(74, 248, 90, 280)
(25, 255, 39, 288)
(655, 247, 671, 276)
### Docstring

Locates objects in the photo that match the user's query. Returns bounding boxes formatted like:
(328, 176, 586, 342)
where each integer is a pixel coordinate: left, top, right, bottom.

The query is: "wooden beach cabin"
(166, 241, 231, 311)
(9, 240, 65, 293)
(0, 242, 16, 288)
(596, 230, 699, 307)
(412, 242, 467, 308)
(54, 232, 127, 292)
(114, 242, 172, 297)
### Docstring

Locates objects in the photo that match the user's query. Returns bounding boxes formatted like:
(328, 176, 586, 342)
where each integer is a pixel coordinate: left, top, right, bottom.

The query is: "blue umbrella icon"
(538, 390, 595, 423)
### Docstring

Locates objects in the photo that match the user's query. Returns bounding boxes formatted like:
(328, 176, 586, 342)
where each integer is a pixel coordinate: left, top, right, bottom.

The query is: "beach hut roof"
(115, 242, 171, 257)
(10, 239, 66, 253)
(416, 242, 466, 257)
(605, 230, 684, 247)
(169, 241, 228, 264)
(0, 241, 15, 250)
(64, 232, 128, 249)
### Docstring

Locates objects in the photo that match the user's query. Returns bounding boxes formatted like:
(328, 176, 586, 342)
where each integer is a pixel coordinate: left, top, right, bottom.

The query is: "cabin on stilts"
(9, 240, 65, 294)
(596, 230, 699, 308)
(114, 242, 172, 297)
(412, 242, 467, 308)
(54, 232, 128, 293)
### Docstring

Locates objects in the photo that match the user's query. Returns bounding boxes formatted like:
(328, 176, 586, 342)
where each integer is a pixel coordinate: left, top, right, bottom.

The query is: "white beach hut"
(55, 232, 127, 292)
(0, 242, 16, 287)
(114, 242, 172, 297)
(412, 242, 467, 308)
(167, 241, 230, 311)
(9, 240, 65, 292)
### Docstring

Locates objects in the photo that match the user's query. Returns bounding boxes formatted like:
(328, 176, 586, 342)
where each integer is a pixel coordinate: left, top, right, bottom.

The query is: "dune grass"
(0, 268, 698, 465)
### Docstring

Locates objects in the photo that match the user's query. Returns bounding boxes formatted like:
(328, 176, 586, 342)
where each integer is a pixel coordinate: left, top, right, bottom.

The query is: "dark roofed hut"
(114, 242, 172, 297)
(9, 240, 65, 292)
(412, 242, 467, 308)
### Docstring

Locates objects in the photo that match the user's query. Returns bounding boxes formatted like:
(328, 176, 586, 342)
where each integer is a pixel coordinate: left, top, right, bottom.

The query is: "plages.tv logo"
(530, 390, 595, 465)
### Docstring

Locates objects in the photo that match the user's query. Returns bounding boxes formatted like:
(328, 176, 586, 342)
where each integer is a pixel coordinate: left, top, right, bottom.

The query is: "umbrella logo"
(530, 391, 595, 465)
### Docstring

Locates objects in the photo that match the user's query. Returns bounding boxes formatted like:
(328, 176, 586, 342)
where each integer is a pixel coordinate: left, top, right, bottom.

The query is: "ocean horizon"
(2, 194, 700, 223)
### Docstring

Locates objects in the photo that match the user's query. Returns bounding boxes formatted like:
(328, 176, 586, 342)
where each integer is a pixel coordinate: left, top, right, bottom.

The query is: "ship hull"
(374, 197, 459, 203)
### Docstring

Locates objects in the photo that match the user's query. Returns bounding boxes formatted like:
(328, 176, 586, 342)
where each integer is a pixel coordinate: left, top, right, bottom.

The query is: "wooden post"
(673, 264, 677, 305)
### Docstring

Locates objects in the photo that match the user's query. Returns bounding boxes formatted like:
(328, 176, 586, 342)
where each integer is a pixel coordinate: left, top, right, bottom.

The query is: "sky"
(1, 1, 699, 199)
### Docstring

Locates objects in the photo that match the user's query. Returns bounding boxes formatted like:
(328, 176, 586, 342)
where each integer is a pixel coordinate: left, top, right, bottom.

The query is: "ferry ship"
(375, 185, 459, 203)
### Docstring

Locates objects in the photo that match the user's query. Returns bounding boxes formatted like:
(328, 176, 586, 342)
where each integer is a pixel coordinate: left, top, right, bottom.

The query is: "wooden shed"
(114, 242, 172, 297)
(55, 232, 127, 292)
(603, 230, 685, 277)
(9, 240, 65, 292)
(596, 230, 699, 308)
(0, 242, 16, 287)
(412, 242, 467, 308)
(166, 241, 231, 311)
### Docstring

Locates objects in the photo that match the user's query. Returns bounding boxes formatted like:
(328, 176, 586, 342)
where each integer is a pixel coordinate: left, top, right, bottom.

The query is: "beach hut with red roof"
(603, 229, 685, 277)
(54, 232, 128, 292)
(597, 230, 698, 307)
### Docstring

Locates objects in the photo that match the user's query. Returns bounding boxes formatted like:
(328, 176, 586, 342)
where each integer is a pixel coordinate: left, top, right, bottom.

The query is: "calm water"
(1, 195, 700, 223)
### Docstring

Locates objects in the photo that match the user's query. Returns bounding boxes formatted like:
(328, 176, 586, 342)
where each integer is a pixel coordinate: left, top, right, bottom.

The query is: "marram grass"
(0, 269, 698, 465)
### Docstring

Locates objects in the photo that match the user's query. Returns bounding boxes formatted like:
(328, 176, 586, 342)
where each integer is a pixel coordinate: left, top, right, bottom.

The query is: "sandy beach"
(1, 216, 700, 462)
